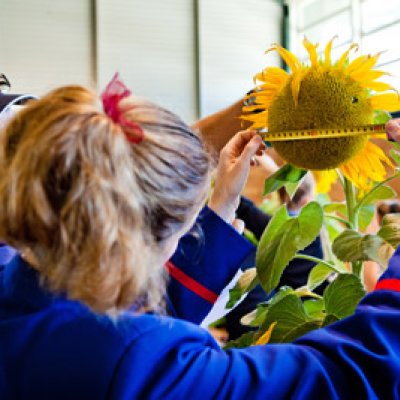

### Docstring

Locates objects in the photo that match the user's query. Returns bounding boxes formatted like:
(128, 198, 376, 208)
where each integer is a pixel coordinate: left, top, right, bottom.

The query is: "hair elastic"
(101, 73, 144, 144)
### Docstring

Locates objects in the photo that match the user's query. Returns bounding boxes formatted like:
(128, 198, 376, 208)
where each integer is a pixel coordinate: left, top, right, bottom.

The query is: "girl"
(0, 77, 400, 399)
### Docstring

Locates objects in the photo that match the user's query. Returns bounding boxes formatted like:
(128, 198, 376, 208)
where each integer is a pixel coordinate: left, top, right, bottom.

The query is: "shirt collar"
(1, 254, 63, 310)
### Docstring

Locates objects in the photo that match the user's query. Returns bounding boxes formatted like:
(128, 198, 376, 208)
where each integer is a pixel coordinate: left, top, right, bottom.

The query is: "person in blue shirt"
(1, 75, 400, 399)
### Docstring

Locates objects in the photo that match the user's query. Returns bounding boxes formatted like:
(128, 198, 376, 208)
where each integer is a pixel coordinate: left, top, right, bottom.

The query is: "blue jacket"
(1, 208, 400, 399)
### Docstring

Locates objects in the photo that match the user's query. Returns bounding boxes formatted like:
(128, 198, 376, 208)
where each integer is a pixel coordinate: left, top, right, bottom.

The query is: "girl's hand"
(208, 130, 264, 223)
(386, 119, 400, 142)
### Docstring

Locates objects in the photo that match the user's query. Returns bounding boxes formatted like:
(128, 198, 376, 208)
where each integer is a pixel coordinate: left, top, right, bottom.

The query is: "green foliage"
(378, 214, 400, 248)
(259, 294, 322, 343)
(307, 263, 334, 291)
(374, 110, 392, 124)
(387, 141, 400, 169)
(332, 215, 399, 268)
(323, 274, 365, 319)
(224, 331, 257, 350)
(226, 268, 258, 309)
(332, 229, 394, 267)
(358, 204, 375, 232)
(357, 185, 396, 209)
(226, 273, 366, 348)
(222, 135, 399, 348)
(263, 164, 307, 195)
(256, 202, 323, 294)
(243, 229, 259, 245)
(303, 299, 325, 319)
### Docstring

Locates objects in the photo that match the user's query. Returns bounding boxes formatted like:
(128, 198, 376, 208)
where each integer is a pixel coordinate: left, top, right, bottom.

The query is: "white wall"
(198, 0, 282, 117)
(96, 0, 197, 123)
(0, 0, 283, 121)
(0, 0, 93, 95)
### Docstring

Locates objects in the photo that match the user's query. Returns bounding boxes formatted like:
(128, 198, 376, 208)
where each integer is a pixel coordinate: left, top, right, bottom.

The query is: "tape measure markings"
(260, 124, 387, 142)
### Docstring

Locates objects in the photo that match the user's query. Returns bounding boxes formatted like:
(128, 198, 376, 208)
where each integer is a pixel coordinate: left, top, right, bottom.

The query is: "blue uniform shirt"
(1, 208, 400, 399)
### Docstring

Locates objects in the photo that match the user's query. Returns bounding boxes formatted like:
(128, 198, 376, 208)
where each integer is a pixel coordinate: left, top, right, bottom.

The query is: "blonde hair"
(0, 85, 211, 314)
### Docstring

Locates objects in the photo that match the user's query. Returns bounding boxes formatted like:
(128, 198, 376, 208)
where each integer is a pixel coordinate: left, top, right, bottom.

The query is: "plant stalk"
(343, 176, 362, 277)
(294, 254, 336, 271)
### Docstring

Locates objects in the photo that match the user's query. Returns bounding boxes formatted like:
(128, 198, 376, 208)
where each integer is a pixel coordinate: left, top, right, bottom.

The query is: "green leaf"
(263, 164, 307, 195)
(323, 274, 365, 319)
(241, 286, 297, 328)
(260, 294, 322, 343)
(324, 217, 345, 242)
(332, 229, 394, 267)
(224, 331, 257, 349)
(358, 204, 375, 232)
(226, 268, 258, 309)
(284, 181, 301, 199)
(378, 213, 400, 248)
(374, 110, 392, 124)
(243, 229, 259, 245)
(390, 149, 400, 166)
(241, 305, 268, 328)
(323, 202, 347, 216)
(307, 263, 334, 291)
(358, 185, 396, 207)
(256, 202, 323, 294)
(390, 140, 400, 151)
(208, 316, 226, 329)
(267, 286, 295, 306)
(259, 205, 290, 244)
(304, 299, 325, 319)
(322, 314, 340, 327)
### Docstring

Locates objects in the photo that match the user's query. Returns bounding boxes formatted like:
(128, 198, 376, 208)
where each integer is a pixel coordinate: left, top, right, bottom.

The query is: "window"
(287, 0, 400, 90)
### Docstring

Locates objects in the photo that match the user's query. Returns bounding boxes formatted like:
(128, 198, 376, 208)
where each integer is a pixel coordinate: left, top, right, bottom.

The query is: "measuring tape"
(260, 124, 387, 142)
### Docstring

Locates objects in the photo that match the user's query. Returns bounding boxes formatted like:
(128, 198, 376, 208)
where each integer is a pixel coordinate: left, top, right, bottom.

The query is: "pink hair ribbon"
(101, 73, 144, 144)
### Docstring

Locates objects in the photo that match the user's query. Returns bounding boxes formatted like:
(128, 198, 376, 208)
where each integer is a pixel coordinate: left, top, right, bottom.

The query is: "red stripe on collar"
(165, 261, 218, 304)
(374, 279, 400, 292)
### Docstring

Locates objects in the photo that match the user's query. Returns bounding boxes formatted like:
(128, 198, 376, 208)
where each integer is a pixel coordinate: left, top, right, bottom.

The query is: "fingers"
(387, 119, 400, 142)
(232, 218, 245, 234)
(240, 134, 263, 165)
(222, 130, 259, 158)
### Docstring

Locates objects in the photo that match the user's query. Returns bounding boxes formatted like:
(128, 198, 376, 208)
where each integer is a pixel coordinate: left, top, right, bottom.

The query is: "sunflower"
(242, 37, 400, 191)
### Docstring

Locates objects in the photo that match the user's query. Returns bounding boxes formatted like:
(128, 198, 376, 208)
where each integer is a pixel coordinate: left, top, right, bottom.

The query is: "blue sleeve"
(110, 249, 400, 399)
(167, 207, 254, 323)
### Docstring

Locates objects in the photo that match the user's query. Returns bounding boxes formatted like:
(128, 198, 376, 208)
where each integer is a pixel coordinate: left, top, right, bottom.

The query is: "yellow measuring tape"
(260, 124, 387, 142)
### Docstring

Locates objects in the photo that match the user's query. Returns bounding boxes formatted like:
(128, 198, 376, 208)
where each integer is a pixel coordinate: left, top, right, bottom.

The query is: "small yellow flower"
(243, 37, 399, 191)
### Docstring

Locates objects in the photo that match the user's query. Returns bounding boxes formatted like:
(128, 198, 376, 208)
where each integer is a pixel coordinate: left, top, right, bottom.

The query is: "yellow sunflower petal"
(346, 55, 369, 74)
(259, 67, 289, 82)
(242, 104, 269, 113)
(352, 69, 387, 81)
(337, 43, 359, 69)
(253, 66, 289, 84)
(254, 83, 282, 92)
(254, 322, 277, 346)
(267, 44, 301, 73)
(303, 37, 319, 67)
(339, 141, 393, 190)
(313, 169, 338, 193)
(291, 71, 305, 109)
(365, 140, 393, 168)
(324, 36, 337, 68)
(359, 81, 393, 92)
(370, 93, 400, 111)
(349, 52, 383, 76)
(240, 111, 268, 123)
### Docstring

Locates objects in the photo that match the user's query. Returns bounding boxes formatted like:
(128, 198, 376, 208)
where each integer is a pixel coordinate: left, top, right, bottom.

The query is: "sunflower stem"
(343, 176, 361, 276)
(344, 176, 357, 230)
(353, 261, 363, 280)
